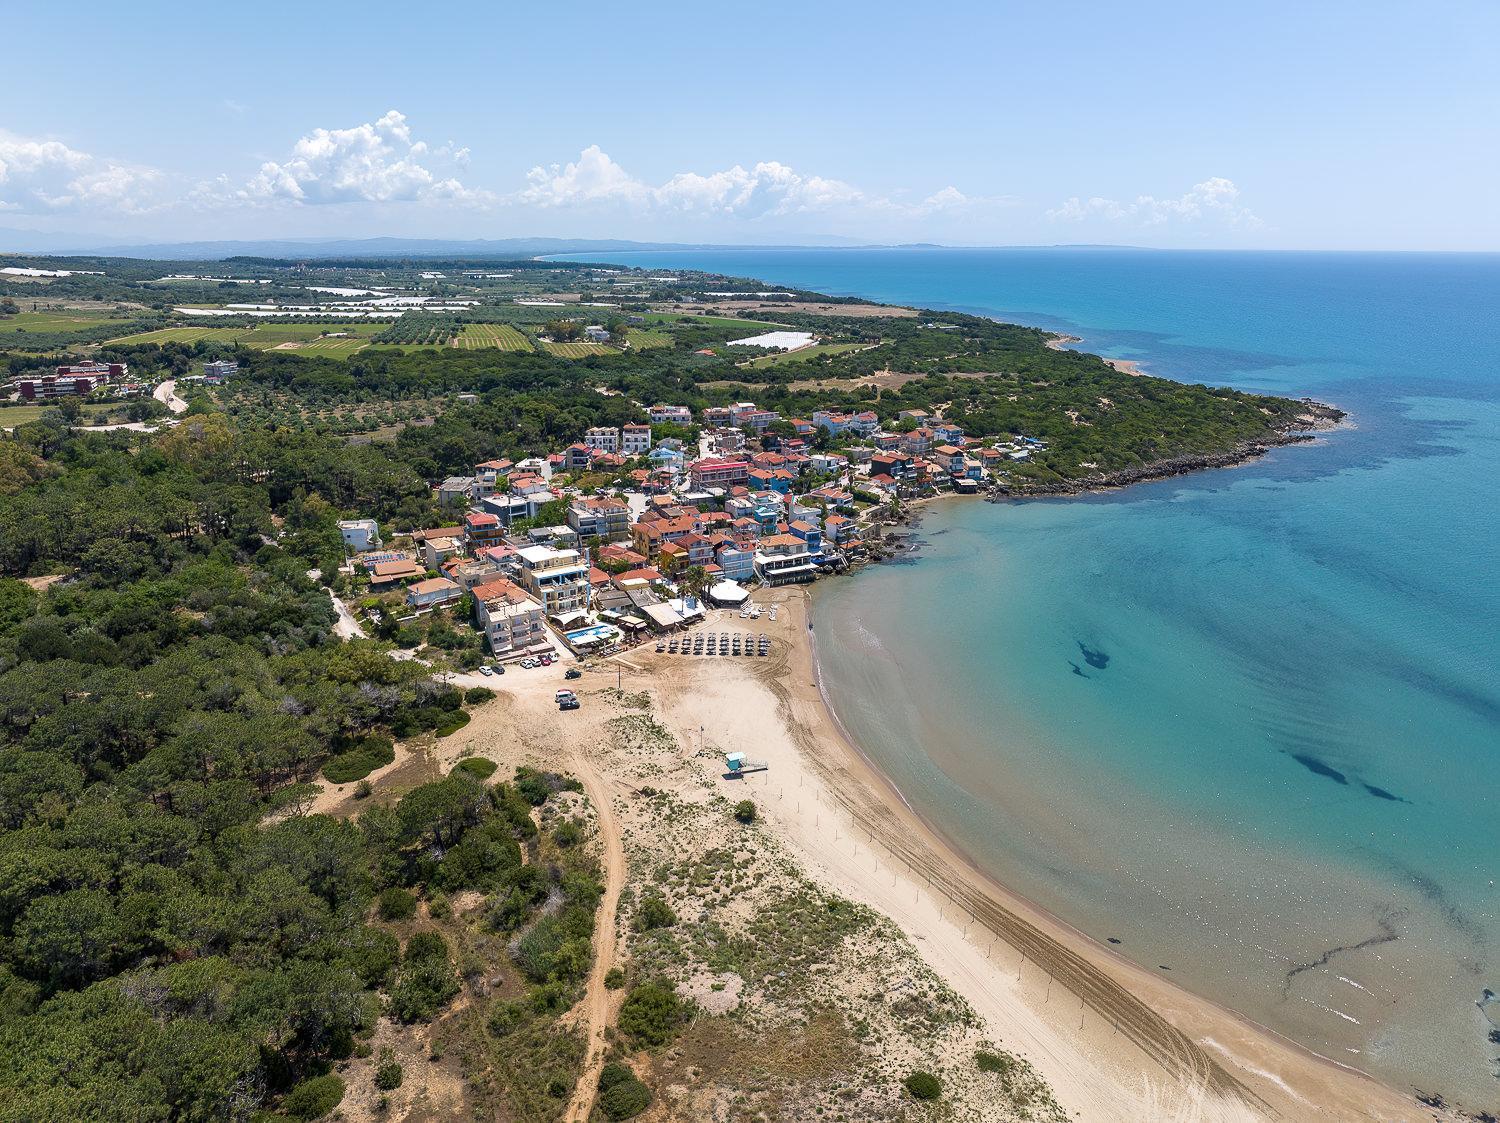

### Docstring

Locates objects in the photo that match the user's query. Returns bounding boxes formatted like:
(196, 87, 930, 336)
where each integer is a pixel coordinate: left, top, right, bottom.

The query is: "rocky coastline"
(986, 399, 1346, 500)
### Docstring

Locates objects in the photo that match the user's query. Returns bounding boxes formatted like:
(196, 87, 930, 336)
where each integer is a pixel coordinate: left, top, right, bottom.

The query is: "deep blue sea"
(567, 248, 1500, 1108)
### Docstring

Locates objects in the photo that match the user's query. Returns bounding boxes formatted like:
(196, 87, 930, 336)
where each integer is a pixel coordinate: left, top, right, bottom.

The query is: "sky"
(3, 0, 1498, 251)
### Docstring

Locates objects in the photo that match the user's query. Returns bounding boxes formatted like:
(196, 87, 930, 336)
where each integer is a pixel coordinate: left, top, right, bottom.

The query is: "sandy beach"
(419, 590, 1444, 1122)
(1047, 330, 1146, 375)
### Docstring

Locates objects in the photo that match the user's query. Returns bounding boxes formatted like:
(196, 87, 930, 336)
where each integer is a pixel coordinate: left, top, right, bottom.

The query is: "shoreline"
(1045, 329, 1147, 375)
(727, 591, 1439, 1121)
(801, 593, 1423, 1109)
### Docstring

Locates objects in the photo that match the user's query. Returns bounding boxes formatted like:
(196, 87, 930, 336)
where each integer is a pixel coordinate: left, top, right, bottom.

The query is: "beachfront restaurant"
(753, 533, 820, 586)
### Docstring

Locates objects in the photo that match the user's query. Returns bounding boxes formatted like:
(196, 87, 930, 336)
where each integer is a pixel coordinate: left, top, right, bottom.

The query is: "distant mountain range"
(0, 230, 1140, 261)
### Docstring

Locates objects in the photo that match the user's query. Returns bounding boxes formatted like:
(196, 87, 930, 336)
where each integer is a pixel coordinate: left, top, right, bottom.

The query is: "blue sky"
(4, 1, 1497, 250)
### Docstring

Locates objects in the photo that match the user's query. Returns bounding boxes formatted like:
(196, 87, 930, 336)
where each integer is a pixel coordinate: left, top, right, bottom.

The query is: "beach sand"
(403, 592, 1442, 1122)
(1047, 331, 1146, 375)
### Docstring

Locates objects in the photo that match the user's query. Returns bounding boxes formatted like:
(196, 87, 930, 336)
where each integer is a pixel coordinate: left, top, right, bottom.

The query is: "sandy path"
(563, 750, 626, 1123)
(153, 379, 188, 414)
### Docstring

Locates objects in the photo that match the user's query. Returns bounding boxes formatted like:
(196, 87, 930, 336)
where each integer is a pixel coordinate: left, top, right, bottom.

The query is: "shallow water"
(573, 247, 1500, 1108)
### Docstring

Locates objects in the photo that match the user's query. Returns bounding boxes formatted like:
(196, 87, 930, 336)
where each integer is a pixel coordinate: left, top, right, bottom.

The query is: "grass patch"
(0, 403, 118, 428)
(322, 734, 395, 783)
(624, 328, 671, 350)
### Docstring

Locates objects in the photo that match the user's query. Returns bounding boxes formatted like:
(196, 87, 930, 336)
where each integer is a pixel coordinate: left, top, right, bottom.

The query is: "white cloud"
(236, 110, 485, 206)
(0, 130, 162, 214)
(1048, 177, 1260, 227)
(512, 145, 997, 222)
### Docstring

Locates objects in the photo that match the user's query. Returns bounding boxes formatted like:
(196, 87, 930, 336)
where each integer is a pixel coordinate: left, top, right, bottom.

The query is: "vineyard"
(454, 323, 534, 351)
(625, 328, 672, 350)
(541, 341, 618, 358)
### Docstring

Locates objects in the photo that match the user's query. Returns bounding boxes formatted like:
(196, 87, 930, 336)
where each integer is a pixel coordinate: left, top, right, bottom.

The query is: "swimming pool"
(565, 624, 619, 646)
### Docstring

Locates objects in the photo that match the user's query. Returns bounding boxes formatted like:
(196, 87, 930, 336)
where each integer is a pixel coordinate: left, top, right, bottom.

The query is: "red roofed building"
(689, 457, 749, 490)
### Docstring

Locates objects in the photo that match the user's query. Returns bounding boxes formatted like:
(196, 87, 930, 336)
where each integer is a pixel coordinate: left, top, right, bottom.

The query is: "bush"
(464, 686, 496, 704)
(634, 893, 675, 932)
(904, 1071, 942, 1101)
(733, 799, 756, 824)
(599, 1075, 652, 1120)
(454, 756, 497, 780)
(618, 981, 685, 1047)
(323, 734, 396, 783)
(374, 1061, 404, 1091)
(389, 931, 459, 1022)
(598, 1063, 634, 1091)
(377, 887, 417, 921)
(282, 1074, 345, 1119)
(554, 819, 581, 847)
(604, 966, 625, 990)
(975, 1050, 1014, 1075)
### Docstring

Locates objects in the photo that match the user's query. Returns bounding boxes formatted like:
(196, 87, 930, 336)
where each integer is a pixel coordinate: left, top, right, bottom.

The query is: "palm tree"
(681, 565, 711, 603)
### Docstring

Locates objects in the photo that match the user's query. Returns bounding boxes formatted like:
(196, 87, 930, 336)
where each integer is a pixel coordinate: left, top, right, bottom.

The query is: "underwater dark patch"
(1362, 782, 1407, 803)
(1077, 642, 1110, 669)
(1291, 753, 1348, 785)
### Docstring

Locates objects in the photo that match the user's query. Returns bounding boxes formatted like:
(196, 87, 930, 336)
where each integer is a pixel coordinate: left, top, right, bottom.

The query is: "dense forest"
(0, 417, 609, 1118)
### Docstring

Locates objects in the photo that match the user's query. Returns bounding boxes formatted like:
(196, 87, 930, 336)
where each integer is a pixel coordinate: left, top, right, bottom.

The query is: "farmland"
(542, 340, 617, 358)
(454, 323, 533, 351)
(624, 328, 671, 350)
(107, 322, 386, 352)
(0, 402, 125, 428)
(744, 341, 876, 368)
(640, 311, 780, 334)
(108, 326, 250, 345)
(0, 310, 133, 335)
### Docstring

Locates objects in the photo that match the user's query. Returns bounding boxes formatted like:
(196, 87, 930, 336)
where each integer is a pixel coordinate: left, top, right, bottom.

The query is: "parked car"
(559, 698, 580, 711)
(564, 668, 582, 680)
(478, 665, 493, 676)
(492, 664, 505, 675)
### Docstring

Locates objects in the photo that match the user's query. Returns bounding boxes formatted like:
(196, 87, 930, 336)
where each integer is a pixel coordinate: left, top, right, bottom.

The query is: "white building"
(620, 424, 652, 456)
(584, 426, 620, 454)
(337, 519, 381, 553)
(648, 404, 693, 425)
(515, 544, 591, 615)
(472, 577, 547, 657)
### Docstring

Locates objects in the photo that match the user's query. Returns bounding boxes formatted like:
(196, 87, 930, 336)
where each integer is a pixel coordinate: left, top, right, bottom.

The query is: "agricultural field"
(0, 310, 132, 335)
(454, 323, 533, 351)
(541, 341, 617, 358)
(744, 341, 875, 368)
(107, 322, 387, 352)
(640, 311, 783, 334)
(108, 326, 250, 345)
(0, 402, 120, 428)
(624, 328, 671, 350)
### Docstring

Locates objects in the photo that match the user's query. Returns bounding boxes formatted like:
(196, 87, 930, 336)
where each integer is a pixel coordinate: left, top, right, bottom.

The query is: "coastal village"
(333, 388, 1047, 669)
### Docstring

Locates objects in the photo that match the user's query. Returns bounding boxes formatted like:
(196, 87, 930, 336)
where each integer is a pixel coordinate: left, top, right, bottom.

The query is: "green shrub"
(975, 1050, 1014, 1075)
(282, 1074, 345, 1119)
(554, 819, 581, 847)
(904, 1071, 942, 1101)
(389, 931, 459, 1022)
(464, 686, 496, 704)
(733, 799, 756, 824)
(598, 1062, 634, 1091)
(323, 735, 395, 783)
(634, 893, 675, 931)
(454, 756, 497, 780)
(374, 1061, 403, 1090)
(618, 981, 685, 1048)
(377, 887, 417, 921)
(599, 1075, 652, 1120)
(604, 966, 625, 990)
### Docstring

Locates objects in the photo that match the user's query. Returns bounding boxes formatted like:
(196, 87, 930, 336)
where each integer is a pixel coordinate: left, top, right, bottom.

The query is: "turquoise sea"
(571, 248, 1500, 1109)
